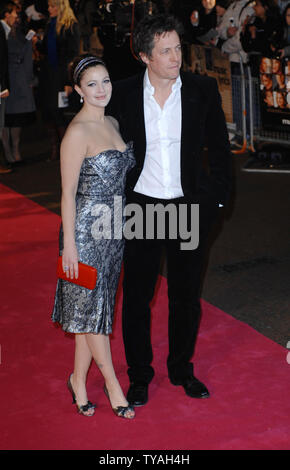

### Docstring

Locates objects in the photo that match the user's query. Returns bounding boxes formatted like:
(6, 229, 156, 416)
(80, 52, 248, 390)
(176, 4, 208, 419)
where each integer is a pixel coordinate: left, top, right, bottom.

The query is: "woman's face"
(254, 1, 266, 19)
(265, 91, 274, 106)
(48, 2, 58, 17)
(277, 92, 286, 107)
(285, 8, 290, 26)
(202, 0, 216, 10)
(76, 65, 112, 108)
(261, 73, 272, 89)
(260, 57, 272, 73)
(272, 59, 281, 74)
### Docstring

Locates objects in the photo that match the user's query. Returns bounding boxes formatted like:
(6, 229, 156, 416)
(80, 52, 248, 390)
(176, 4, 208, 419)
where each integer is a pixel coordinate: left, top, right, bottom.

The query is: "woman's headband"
(73, 56, 105, 83)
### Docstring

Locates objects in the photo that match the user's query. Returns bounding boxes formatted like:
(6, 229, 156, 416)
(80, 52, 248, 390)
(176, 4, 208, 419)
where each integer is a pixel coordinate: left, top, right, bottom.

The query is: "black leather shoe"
(127, 382, 148, 407)
(173, 376, 210, 399)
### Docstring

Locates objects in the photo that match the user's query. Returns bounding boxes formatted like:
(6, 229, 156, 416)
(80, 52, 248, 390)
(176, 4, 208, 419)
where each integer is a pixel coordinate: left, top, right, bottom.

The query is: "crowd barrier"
(185, 45, 290, 155)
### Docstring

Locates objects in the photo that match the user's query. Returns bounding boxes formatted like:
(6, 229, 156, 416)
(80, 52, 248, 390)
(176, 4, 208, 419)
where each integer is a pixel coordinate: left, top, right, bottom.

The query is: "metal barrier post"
(232, 54, 247, 154)
(246, 64, 255, 153)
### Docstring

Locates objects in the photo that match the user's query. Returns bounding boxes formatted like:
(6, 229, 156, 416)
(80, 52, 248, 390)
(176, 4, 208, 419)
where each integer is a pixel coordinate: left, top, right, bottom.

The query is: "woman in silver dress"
(52, 54, 135, 419)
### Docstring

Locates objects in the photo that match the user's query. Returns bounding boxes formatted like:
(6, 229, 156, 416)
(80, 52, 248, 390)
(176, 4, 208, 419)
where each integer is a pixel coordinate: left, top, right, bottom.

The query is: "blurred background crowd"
(1, 0, 290, 173)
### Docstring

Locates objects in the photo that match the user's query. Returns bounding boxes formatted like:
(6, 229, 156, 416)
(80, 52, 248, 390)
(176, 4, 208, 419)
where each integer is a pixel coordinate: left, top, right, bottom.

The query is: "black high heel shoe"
(67, 374, 96, 417)
(104, 385, 135, 419)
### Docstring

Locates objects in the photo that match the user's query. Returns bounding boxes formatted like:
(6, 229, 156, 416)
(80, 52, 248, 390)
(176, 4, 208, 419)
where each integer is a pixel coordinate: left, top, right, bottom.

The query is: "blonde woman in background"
(37, 0, 80, 160)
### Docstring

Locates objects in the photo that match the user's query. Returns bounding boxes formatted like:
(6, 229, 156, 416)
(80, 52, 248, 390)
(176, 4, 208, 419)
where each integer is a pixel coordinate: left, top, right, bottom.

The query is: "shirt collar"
(1, 20, 11, 39)
(144, 68, 182, 96)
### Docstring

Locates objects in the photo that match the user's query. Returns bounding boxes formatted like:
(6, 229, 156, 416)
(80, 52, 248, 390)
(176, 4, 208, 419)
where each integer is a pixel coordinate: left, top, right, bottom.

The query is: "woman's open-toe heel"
(67, 374, 96, 417)
(104, 384, 135, 419)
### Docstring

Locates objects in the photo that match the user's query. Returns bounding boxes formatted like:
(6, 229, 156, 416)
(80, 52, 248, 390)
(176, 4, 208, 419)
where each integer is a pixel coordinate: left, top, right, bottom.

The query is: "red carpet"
(1, 183, 290, 450)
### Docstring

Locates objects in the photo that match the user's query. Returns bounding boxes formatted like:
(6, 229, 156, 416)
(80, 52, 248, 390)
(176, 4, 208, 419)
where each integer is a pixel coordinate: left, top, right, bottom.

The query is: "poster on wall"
(259, 56, 290, 131)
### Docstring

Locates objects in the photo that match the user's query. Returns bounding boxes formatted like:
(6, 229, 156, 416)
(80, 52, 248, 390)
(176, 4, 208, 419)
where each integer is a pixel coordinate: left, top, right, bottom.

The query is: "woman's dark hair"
(69, 53, 107, 86)
(258, 0, 282, 19)
(133, 14, 184, 61)
(282, 2, 290, 25)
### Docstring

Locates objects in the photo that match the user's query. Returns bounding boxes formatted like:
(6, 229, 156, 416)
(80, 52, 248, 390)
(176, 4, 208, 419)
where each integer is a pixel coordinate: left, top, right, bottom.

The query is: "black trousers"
(122, 193, 218, 385)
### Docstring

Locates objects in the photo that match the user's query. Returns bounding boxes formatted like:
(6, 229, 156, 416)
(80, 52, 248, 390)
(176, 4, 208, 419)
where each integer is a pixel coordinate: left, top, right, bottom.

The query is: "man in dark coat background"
(0, 1, 17, 173)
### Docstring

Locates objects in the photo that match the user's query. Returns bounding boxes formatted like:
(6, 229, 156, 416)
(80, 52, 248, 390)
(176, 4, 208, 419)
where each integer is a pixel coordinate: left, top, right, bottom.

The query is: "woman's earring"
(80, 96, 84, 103)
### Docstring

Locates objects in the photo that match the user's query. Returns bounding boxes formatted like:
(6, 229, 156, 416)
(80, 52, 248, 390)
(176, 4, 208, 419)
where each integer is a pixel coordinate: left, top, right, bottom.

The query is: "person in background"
(209, 0, 230, 48)
(0, 1, 18, 174)
(217, 0, 254, 69)
(279, 3, 290, 58)
(71, 0, 98, 52)
(2, 0, 36, 165)
(189, 0, 217, 45)
(241, 0, 284, 68)
(215, 0, 228, 24)
(37, 0, 80, 161)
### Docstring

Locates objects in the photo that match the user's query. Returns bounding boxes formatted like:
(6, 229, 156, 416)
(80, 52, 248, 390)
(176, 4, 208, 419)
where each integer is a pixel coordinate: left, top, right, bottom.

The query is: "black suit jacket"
(0, 21, 9, 92)
(107, 71, 232, 206)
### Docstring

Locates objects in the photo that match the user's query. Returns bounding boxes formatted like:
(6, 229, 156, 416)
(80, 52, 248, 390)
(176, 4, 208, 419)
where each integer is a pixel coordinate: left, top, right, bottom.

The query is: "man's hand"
(0, 89, 9, 98)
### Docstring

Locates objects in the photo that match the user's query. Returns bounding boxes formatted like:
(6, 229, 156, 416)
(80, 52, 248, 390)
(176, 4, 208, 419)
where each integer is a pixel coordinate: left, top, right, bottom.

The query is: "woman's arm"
(60, 123, 87, 280)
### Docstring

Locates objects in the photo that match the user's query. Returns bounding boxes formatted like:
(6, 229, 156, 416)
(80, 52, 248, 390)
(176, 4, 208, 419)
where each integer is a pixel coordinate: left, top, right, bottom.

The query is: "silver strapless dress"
(52, 142, 135, 334)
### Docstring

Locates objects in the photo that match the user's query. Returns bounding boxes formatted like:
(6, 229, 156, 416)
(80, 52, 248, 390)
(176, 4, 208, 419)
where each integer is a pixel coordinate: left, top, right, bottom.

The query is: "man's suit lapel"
(181, 73, 204, 152)
(125, 75, 146, 166)
(126, 71, 205, 171)
(180, 73, 206, 178)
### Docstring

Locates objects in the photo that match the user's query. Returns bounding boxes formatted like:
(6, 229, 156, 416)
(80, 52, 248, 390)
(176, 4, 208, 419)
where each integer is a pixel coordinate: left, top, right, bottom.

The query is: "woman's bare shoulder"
(61, 119, 89, 157)
(63, 118, 89, 145)
(66, 116, 89, 135)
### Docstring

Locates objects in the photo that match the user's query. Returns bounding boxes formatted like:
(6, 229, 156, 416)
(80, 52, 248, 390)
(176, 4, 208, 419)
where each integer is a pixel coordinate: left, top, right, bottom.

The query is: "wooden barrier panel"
(184, 45, 233, 124)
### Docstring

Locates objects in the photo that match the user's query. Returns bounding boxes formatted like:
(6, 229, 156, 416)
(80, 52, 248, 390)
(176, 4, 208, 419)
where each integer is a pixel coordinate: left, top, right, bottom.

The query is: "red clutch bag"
(57, 256, 97, 290)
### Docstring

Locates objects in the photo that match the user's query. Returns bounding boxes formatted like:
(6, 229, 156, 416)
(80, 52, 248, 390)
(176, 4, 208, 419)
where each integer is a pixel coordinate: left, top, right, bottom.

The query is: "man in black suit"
(108, 14, 232, 406)
(0, 1, 17, 174)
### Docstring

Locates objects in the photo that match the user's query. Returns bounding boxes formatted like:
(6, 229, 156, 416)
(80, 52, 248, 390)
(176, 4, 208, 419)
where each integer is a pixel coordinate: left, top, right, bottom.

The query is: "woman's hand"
(62, 243, 79, 280)
(249, 25, 256, 39)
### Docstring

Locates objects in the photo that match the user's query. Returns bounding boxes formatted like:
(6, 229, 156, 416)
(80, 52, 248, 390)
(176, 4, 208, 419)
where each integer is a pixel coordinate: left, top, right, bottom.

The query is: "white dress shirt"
(0, 19, 11, 39)
(134, 69, 184, 199)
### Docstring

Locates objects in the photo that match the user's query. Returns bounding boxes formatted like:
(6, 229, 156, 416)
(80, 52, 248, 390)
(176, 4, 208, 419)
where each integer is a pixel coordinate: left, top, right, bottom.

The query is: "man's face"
(265, 91, 274, 107)
(272, 59, 281, 74)
(277, 74, 285, 86)
(5, 7, 17, 27)
(261, 74, 272, 90)
(140, 30, 182, 81)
